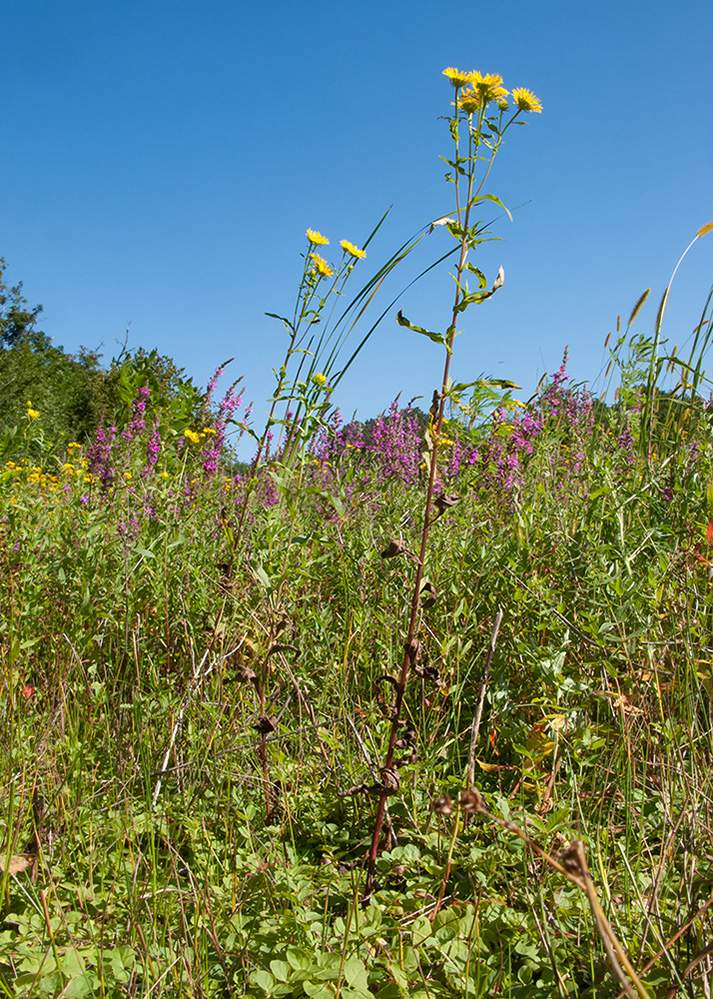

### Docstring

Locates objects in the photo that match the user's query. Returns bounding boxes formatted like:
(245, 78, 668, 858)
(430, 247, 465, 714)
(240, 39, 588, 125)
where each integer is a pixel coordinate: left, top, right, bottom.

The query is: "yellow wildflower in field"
(472, 72, 509, 105)
(184, 429, 201, 444)
(511, 87, 542, 113)
(310, 253, 334, 277)
(26, 401, 39, 420)
(443, 67, 475, 88)
(457, 89, 483, 114)
(306, 229, 329, 245)
(312, 372, 327, 387)
(202, 427, 217, 435)
(340, 240, 366, 259)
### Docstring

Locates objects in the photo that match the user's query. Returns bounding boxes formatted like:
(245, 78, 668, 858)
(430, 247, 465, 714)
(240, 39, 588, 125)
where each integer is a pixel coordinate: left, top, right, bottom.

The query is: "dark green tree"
(0, 259, 204, 457)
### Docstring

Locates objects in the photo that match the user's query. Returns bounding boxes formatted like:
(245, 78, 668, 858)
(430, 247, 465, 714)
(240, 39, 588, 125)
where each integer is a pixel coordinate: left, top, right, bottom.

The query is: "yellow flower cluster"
(183, 427, 217, 444)
(306, 229, 329, 245)
(26, 400, 39, 420)
(443, 66, 542, 115)
(2, 456, 93, 494)
(310, 253, 334, 278)
(340, 240, 366, 259)
(304, 230, 366, 278)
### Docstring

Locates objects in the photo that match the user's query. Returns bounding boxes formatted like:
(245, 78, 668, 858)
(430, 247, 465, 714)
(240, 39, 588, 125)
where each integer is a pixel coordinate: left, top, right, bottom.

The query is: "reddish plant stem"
(366, 114, 473, 880)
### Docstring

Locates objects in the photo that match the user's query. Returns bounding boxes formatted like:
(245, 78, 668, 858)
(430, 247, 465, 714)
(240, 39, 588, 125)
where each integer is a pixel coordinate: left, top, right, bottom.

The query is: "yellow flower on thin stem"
(26, 401, 39, 420)
(511, 87, 542, 113)
(340, 239, 366, 259)
(442, 67, 475, 88)
(471, 71, 509, 106)
(312, 372, 328, 387)
(310, 253, 334, 277)
(184, 429, 201, 444)
(306, 229, 329, 245)
(457, 88, 483, 115)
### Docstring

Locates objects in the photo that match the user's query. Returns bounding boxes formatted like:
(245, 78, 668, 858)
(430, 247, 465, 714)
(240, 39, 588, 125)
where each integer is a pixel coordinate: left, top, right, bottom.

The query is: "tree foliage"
(0, 257, 203, 455)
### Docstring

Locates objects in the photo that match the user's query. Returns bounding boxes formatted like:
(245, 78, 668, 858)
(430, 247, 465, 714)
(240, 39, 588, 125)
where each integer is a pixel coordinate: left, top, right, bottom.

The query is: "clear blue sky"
(2, 0, 711, 433)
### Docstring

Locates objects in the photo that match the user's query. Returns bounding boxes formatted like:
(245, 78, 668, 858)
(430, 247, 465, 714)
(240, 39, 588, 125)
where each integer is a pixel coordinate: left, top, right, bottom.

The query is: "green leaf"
(286, 948, 312, 971)
(342, 957, 369, 990)
(464, 264, 488, 287)
(476, 378, 521, 389)
(396, 311, 447, 347)
(265, 312, 296, 334)
(270, 959, 291, 982)
(303, 984, 335, 998)
(474, 192, 513, 221)
(254, 969, 276, 991)
(254, 565, 272, 590)
(454, 290, 492, 313)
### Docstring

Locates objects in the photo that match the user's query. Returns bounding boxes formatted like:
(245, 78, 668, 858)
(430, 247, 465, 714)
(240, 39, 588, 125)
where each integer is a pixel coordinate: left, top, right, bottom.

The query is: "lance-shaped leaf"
(454, 265, 505, 313)
(454, 289, 494, 313)
(265, 312, 297, 335)
(396, 311, 448, 347)
(472, 192, 513, 222)
(479, 377, 522, 389)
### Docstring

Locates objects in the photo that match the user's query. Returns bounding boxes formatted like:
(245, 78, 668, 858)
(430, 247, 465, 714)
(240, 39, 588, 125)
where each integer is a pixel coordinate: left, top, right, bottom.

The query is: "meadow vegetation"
(2, 69, 713, 998)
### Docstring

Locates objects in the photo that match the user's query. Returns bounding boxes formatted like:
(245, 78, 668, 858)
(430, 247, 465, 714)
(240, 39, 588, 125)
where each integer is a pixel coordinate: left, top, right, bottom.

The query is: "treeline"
(0, 258, 203, 456)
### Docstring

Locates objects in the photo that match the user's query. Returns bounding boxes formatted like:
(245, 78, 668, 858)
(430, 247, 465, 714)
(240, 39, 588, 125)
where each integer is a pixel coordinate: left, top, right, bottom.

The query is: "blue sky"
(2, 0, 711, 437)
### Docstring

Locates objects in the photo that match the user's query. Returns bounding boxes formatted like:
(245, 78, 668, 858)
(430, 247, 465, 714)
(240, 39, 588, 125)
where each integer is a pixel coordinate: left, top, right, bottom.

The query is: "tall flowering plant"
(233, 215, 432, 541)
(365, 67, 542, 885)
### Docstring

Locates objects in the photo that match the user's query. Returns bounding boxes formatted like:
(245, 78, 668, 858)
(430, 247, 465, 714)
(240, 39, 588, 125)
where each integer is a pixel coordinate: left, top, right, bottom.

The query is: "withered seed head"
(459, 789, 483, 813)
(379, 766, 401, 791)
(405, 638, 423, 664)
(433, 492, 460, 513)
(252, 715, 277, 734)
(381, 538, 409, 559)
(432, 794, 454, 816)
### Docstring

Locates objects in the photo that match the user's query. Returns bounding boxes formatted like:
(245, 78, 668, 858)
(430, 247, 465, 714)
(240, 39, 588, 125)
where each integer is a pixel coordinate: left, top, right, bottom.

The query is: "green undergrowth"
(2, 375, 713, 998)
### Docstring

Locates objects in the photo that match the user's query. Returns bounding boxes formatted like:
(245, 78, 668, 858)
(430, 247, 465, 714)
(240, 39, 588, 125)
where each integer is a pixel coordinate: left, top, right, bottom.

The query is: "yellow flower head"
(184, 429, 201, 444)
(312, 372, 328, 387)
(511, 87, 542, 113)
(472, 72, 509, 106)
(457, 88, 483, 115)
(306, 229, 329, 245)
(443, 67, 476, 89)
(340, 239, 366, 259)
(310, 253, 334, 277)
(26, 402, 40, 420)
